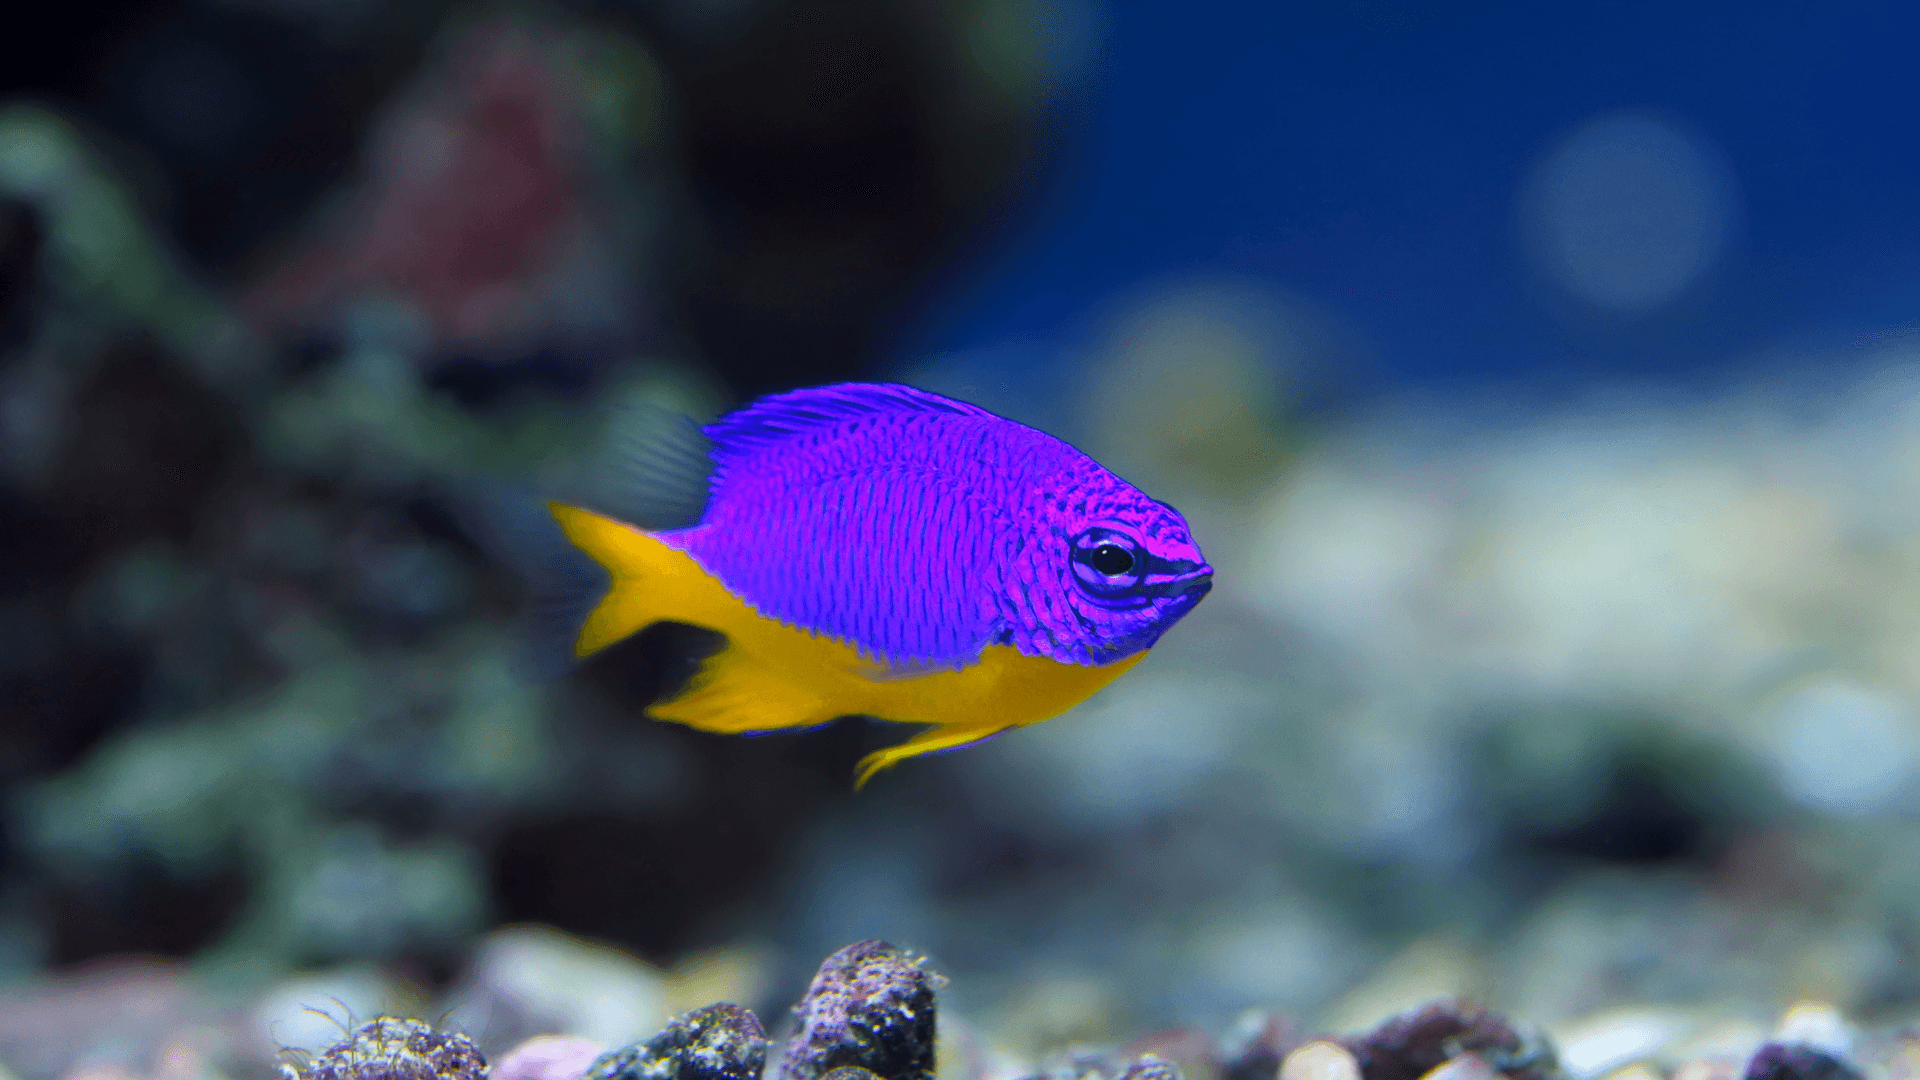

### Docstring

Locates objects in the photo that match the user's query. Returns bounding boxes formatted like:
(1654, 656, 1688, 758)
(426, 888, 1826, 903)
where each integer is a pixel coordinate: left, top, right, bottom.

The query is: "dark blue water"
(897, 1, 1919, 399)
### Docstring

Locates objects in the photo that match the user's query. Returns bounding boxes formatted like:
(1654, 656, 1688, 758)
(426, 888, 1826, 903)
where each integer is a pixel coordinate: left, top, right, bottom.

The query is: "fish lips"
(1159, 570, 1213, 599)
(1142, 560, 1214, 600)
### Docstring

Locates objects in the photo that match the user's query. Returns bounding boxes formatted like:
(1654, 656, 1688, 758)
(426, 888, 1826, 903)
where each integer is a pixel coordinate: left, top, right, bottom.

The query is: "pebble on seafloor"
(281, 1018, 489, 1080)
(1672, 1058, 1745, 1080)
(495, 1037, 609, 1080)
(1343, 1001, 1561, 1080)
(582, 1003, 769, 1080)
(1418, 1054, 1501, 1080)
(1280, 1042, 1363, 1080)
(779, 940, 945, 1080)
(1554, 1010, 1695, 1080)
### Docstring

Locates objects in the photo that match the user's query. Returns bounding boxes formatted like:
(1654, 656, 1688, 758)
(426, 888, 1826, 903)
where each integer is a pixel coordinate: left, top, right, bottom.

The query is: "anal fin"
(650, 648, 842, 735)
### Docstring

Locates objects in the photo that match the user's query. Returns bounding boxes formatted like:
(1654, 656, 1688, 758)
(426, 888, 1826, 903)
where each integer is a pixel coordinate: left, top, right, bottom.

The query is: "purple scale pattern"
(660, 384, 1210, 669)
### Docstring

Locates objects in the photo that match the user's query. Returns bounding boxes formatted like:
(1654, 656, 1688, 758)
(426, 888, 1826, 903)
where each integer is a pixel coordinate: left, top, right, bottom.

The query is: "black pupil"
(1089, 544, 1135, 576)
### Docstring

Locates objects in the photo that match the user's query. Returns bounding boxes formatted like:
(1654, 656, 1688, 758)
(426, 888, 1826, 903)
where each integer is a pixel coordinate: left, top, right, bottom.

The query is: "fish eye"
(1069, 527, 1146, 599)
(1089, 544, 1134, 576)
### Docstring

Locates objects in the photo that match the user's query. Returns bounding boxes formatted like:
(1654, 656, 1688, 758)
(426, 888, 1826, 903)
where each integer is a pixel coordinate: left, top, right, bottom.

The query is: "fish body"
(548, 382, 1212, 786)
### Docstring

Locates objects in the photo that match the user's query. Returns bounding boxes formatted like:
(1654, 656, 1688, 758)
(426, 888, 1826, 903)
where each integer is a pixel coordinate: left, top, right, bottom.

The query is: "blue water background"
(894, 1, 1919, 400)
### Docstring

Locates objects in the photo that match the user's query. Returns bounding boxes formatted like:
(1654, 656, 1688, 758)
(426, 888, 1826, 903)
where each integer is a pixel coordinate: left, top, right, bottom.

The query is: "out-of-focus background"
(2, 0, 1918, 1077)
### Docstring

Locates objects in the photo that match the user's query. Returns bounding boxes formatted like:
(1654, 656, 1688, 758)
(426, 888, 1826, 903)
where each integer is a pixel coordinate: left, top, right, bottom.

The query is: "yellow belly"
(551, 503, 1146, 785)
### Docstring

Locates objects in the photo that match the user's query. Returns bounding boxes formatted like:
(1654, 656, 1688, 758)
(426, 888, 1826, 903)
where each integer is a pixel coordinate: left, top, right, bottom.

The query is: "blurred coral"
(244, 21, 629, 362)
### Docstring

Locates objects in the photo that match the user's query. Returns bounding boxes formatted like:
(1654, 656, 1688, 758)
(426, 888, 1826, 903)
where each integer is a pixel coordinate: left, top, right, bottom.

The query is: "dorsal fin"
(561, 401, 714, 531)
(704, 383, 995, 460)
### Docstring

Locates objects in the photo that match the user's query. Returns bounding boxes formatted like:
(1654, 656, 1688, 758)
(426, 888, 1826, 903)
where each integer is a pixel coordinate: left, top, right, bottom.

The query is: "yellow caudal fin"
(550, 501, 851, 738)
(546, 502, 689, 659)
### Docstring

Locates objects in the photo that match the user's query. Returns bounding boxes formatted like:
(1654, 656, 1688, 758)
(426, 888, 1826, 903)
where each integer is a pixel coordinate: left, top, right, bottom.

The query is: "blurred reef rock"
(283, 1018, 488, 1080)
(18, 938, 1920, 1080)
(583, 1002, 767, 1080)
(780, 941, 942, 1080)
(0, 0, 1053, 990)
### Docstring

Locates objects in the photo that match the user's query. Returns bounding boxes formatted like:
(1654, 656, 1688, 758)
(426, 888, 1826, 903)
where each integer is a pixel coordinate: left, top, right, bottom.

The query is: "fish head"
(1008, 460, 1214, 664)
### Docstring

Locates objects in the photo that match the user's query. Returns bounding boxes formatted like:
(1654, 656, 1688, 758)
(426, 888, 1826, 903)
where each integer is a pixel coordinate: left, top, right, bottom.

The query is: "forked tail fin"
(539, 500, 859, 743)
(547, 502, 690, 659)
(439, 402, 714, 675)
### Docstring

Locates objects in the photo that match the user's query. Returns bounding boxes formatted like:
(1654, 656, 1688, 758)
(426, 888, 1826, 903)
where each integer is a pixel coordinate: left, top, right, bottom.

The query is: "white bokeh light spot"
(1522, 111, 1738, 315)
(1768, 678, 1918, 817)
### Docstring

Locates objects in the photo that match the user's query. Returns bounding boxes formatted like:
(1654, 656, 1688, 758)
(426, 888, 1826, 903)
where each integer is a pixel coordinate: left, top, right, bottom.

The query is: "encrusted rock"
(1744, 1045, 1863, 1080)
(779, 940, 944, 1080)
(283, 1017, 489, 1080)
(1345, 1001, 1558, 1080)
(585, 1003, 768, 1080)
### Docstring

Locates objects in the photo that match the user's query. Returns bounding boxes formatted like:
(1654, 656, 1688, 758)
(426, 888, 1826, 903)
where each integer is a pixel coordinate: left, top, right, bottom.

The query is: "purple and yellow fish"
(532, 382, 1212, 786)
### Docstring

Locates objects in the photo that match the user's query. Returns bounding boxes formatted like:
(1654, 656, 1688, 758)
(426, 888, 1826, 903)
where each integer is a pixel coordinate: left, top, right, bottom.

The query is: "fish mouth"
(1154, 568, 1213, 599)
